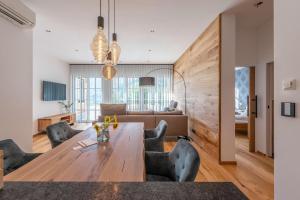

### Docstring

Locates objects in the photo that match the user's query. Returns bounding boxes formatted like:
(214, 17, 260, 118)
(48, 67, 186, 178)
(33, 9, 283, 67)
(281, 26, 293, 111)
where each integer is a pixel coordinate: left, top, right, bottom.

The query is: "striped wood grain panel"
(174, 16, 221, 159)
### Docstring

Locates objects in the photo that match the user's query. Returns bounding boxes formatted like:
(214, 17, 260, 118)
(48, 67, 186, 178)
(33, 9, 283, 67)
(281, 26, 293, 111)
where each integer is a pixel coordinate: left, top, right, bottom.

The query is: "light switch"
(282, 79, 296, 90)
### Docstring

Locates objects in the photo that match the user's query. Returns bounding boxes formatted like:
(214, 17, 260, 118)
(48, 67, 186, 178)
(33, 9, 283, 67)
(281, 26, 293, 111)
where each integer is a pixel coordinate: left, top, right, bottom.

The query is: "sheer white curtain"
(70, 64, 173, 122)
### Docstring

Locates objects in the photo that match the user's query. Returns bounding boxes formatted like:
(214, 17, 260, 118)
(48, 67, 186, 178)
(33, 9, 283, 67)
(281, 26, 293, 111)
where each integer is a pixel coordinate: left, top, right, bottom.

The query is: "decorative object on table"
(78, 139, 97, 148)
(94, 115, 118, 143)
(91, 0, 121, 80)
(0, 150, 3, 190)
(58, 101, 73, 113)
(139, 68, 187, 114)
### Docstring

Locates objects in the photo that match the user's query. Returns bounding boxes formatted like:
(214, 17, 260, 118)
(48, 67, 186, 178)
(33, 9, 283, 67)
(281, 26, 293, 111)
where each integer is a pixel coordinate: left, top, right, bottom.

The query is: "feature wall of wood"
(174, 16, 221, 159)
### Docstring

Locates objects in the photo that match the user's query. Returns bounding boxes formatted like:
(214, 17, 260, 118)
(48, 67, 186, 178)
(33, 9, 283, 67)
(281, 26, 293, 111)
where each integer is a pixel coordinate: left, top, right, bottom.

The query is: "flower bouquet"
(93, 115, 118, 143)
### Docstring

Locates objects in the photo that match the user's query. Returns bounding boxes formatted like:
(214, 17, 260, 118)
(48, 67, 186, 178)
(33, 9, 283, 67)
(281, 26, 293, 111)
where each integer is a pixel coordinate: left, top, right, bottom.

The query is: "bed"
(235, 110, 248, 133)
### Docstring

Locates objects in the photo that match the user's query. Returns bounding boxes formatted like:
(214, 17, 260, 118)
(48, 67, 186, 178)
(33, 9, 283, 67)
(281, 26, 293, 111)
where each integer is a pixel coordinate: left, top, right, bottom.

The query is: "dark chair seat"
(46, 121, 82, 148)
(144, 120, 168, 152)
(145, 139, 200, 182)
(0, 139, 42, 175)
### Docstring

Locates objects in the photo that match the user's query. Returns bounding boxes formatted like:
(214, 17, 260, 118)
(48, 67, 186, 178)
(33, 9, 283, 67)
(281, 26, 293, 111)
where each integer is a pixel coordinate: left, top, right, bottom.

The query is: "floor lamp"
(139, 68, 190, 141)
(139, 67, 187, 115)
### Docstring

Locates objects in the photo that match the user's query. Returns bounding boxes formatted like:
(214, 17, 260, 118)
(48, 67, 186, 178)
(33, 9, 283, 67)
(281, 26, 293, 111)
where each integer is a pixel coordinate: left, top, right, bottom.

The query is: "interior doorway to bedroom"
(235, 66, 256, 153)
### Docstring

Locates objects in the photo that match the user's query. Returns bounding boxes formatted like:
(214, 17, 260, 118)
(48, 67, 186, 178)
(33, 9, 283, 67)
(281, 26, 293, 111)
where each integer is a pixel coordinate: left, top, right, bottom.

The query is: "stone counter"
(0, 182, 248, 200)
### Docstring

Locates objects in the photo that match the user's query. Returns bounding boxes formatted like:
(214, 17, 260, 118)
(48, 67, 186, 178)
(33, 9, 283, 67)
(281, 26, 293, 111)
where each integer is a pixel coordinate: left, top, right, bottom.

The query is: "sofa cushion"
(100, 104, 127, 116)
(127, 110, 154, 115)
(154, 110, 183, 115)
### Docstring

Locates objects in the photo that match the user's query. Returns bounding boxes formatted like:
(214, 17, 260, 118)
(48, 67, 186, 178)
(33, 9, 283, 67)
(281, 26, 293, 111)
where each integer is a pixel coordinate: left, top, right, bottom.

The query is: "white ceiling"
(231, 0, 273, 28)
(22, 0, 246, 64)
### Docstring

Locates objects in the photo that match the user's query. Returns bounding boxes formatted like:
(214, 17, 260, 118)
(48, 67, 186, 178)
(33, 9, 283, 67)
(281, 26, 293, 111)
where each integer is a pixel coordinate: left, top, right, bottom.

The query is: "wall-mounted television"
(42, 81, 66, 101)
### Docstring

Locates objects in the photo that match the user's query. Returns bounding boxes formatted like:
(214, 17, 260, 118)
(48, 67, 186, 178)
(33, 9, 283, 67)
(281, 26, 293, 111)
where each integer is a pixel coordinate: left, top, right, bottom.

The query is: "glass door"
(74, 77, 102, 122)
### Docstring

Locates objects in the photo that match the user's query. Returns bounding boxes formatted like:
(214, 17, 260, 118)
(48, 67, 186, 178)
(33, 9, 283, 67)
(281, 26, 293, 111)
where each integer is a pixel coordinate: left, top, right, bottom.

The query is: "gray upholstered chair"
(0, 139, 41, 175)
(46, 121, 81, 148)
(144, 120, 168, 152)
(145, 139, 200, 182)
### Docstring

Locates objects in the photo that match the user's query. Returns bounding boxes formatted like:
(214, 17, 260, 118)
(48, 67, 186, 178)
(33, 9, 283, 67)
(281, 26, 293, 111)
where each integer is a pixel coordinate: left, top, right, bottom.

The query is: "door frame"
(248, 66, 256, 152)
(266, 62, 274, 157)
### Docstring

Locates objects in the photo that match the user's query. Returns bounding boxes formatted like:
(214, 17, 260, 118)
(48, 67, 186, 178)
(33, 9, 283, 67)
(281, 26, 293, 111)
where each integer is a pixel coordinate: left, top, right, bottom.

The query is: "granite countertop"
(0, 182, 248, 200)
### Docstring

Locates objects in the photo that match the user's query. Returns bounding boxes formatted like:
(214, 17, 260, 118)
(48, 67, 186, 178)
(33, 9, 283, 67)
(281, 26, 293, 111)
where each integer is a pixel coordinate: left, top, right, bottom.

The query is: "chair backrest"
(46, 121, 74, 148)
(0, 139, 25, 173)
(155, 120, 168, 139)
(169, 139, 200, 182)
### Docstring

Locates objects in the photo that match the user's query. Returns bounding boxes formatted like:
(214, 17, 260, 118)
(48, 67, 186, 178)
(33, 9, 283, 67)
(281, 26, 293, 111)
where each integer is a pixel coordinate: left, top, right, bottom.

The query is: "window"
(127, 78, 140, 111)
(112, 77, 127, 104)
(71, 65, 173, 122)
(74, 77, 102, 122)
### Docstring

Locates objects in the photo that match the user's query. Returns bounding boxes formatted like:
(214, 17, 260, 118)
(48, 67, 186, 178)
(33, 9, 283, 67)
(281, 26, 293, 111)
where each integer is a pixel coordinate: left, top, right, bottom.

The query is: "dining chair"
(0, 139, 41, 175)
(46, 121, 82, 148)
(144, 120, 168, 152)
(145, 139, 200, 182)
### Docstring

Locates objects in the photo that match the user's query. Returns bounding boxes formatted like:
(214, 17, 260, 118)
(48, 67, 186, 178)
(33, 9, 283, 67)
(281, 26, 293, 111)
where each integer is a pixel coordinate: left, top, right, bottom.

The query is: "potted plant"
(58, 101, 73, 113)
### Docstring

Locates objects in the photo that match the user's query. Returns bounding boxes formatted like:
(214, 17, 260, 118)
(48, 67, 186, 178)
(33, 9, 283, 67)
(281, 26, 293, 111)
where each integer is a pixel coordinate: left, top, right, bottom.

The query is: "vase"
(97, 129, 110, 142)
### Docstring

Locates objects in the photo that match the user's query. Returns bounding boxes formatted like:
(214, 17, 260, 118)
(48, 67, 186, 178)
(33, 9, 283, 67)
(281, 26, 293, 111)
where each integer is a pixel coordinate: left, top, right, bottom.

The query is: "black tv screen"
(42, 81, 66, 101)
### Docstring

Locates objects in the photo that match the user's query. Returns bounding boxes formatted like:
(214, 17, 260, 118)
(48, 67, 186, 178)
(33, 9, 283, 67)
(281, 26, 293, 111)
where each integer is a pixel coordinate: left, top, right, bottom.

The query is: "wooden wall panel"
(174, 16, 221, 159)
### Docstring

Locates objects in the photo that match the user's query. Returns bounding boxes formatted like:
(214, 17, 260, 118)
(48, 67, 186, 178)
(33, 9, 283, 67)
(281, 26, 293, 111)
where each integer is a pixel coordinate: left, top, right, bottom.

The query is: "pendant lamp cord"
(114, 0, 116, 33)
(108, 0, 110, 43)
(100, 0, 102, 16)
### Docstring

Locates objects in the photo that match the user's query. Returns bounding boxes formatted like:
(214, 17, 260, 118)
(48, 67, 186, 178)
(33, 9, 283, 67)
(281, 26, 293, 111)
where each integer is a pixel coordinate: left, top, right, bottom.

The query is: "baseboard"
(219, 161, 237, 165)
(33, 132, 46, 136)
(256, 151, 268, 157)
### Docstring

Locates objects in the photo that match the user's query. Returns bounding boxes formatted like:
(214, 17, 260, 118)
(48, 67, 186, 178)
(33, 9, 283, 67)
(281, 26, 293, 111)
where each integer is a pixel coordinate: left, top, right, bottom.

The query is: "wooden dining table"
(4, 123, 145, 182)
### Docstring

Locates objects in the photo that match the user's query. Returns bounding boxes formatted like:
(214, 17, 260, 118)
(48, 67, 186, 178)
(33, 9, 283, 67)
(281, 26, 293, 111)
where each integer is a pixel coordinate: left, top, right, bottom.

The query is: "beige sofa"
(98, 104, 188, 137)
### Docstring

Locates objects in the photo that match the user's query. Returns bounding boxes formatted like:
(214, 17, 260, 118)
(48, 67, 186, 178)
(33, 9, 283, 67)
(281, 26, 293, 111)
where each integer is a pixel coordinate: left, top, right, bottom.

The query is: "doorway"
(266, 62, 274, 158)
(234, 66, 256, 152)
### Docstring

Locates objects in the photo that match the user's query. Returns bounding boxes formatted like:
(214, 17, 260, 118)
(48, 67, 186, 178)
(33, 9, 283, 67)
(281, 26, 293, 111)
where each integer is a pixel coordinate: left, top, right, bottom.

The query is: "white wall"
(274, 0, 300, 199)
(255, 19, 274, 154)
(236, 26, 257, 66)
(235, 19, 274, 154)
(32, 52, 69, 134)
(220, 14, 236, 162)
(31, 13, 70, 134)
(0, 17, 33, 152)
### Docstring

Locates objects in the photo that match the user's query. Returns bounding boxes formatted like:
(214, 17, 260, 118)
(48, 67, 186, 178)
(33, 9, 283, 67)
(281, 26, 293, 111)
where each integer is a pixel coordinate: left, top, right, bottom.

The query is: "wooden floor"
(33, 127, 274, 200)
